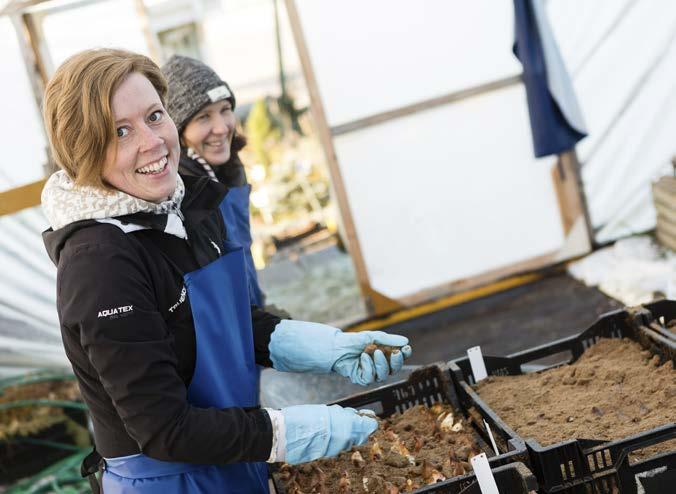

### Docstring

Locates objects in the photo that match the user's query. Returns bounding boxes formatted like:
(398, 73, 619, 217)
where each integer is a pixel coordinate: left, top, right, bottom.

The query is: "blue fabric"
(102, 242, 268, 493)
(219, 185, 265, 307)
(513, 0, 587, 157)
(102, 455, 261, 494)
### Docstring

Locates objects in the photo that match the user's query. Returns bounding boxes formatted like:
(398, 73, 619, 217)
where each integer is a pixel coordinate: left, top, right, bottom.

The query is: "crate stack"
(448, 300, 676, 494)
(272, 301, 676, 494)
(652, 158, 676, 251)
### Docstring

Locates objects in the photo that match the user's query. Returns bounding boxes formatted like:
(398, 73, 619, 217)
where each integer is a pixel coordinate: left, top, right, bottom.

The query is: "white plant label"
(483, 419, 500, 456)
(468, 346, 488, 382)
(470, 453, 499, 494)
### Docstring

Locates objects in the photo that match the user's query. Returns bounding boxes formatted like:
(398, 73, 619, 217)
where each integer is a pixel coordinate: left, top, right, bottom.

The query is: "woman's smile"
(136, 155, 169, 175)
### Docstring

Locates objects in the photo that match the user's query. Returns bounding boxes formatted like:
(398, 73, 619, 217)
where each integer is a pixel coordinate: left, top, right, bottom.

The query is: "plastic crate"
(635, 299, 676, 346)
(270, 365, 537, 494)
(449, 301, 676, 494)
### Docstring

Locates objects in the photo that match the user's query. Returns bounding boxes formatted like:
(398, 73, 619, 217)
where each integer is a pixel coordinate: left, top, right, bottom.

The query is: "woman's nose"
(212, 116, 232, 135)
(139, 124, 163, 151)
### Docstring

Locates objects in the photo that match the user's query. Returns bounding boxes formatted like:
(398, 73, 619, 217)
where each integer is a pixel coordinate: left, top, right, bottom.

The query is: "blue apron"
(219, 185, 265, 308)
(102, 241, 269, 493)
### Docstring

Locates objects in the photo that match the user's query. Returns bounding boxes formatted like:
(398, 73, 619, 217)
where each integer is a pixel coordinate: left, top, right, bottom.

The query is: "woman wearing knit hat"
(162, 55, 265, 308)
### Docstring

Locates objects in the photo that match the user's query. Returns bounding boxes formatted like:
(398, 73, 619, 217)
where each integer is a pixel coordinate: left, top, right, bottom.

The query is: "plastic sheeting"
(548, 0, 676, 242)
(568, 235, 676, 306)
(0, 207, 66, 375)
(260, 366, 418, 409)
(332, 85, 567, 299)
(294, 0, 521, 127)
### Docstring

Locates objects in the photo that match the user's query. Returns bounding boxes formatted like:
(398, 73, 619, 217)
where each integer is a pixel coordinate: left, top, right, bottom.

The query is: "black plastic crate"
(449, 301, 676, 494)
(635, 299, 676, 346)
(270, 365, 537, 494)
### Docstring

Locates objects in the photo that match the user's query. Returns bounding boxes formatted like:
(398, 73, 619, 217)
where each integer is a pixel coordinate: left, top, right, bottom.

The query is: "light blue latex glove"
(281, 404, 378, 464)
(269, 320, 413, 385)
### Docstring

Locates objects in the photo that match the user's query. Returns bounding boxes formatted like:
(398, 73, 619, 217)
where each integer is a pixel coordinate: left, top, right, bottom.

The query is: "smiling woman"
(36, 48, 411, 494)
(161, 54, 265, 307)
(182, 99, 236, 166)
(102, 72, 179, 203)
(43, 49, 172, 193)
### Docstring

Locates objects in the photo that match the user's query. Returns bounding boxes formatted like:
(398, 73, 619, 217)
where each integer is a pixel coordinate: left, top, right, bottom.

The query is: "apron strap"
(81, 447, 105, 494)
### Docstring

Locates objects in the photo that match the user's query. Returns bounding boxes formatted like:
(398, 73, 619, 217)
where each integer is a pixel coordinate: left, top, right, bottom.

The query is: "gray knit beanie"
(161, 55, 236, 134)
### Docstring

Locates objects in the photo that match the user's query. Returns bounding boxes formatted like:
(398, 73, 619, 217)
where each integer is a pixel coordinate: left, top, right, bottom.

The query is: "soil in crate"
(277, 404, 483, 493)
(475, 338, 675, 458)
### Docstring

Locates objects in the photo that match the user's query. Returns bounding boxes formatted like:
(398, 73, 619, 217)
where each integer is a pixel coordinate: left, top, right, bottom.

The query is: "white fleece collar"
(41, 170, 186, 238)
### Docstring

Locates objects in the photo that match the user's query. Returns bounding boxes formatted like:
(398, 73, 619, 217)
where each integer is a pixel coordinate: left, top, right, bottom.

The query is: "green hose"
(0, 399, 87, 412)
(1, 372, 91, 494)
(0, 370, 75, 393)
(13, 437, 85, 452)
(5, 450, 89, 494)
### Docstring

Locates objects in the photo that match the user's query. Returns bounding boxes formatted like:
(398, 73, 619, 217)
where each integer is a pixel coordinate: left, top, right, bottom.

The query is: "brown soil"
(0, 380, 80, 440)
(475, 338, 675, 458)
(277, 404, 483, 493)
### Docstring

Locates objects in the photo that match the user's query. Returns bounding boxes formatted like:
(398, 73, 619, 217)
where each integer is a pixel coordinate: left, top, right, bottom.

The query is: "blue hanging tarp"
(513, 0, 588, 158)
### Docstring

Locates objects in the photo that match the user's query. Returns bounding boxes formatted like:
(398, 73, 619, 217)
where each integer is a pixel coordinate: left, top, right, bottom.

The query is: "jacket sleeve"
(251, 307, 280, 367)
(58, 242, 273, 464)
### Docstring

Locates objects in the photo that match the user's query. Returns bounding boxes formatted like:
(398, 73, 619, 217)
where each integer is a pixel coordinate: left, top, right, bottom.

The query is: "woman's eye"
(197, 113, 209, 121)
(117, 127, 129, 138)
(149, 110, 163, 123)
(221, 105, 232, 114)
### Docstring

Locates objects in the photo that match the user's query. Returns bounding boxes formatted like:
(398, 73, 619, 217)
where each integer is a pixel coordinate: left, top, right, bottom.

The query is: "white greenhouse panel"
(294, 0, 521, 127)
(0, 18, 48, 191)
(333, 84, 566, 299)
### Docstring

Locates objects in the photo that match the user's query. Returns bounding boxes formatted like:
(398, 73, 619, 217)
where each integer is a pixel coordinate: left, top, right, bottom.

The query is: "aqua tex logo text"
(97, 305, 134, 320)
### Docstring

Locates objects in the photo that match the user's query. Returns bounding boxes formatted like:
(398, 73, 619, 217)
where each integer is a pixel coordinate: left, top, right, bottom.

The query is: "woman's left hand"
(269, 320, 412, 385)
(331, 330, 412, 384)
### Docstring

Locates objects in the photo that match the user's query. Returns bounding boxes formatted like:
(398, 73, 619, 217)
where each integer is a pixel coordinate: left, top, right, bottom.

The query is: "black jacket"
(43, 175, 280, 464)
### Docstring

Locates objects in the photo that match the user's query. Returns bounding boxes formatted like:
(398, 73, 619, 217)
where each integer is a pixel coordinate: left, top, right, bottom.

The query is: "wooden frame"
(284, 0, 593, 315)
(0, 179, 46, 217)
(285, 0, 401, 314)
(330, 75, 522, 137)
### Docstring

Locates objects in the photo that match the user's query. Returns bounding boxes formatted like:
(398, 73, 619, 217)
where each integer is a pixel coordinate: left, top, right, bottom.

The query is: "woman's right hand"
(279, 404, 378, 464)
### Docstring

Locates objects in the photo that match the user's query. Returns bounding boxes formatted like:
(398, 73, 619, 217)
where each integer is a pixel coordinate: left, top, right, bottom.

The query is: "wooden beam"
(133, 0, 162, 63)
(653, 175, 676, 251)
(1, 0, 107, 17)
(10, 13, 46, 110)
(284, 0, 399, 315)
(551, 149, 594, 242)
(347, 271, 543, 333)
(20, 12, 50, 86)
(331, 74, 522, 137)
(1, 0, 49, 17)
(0, 179, 46, 217)
(11, 11, 55, 176)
